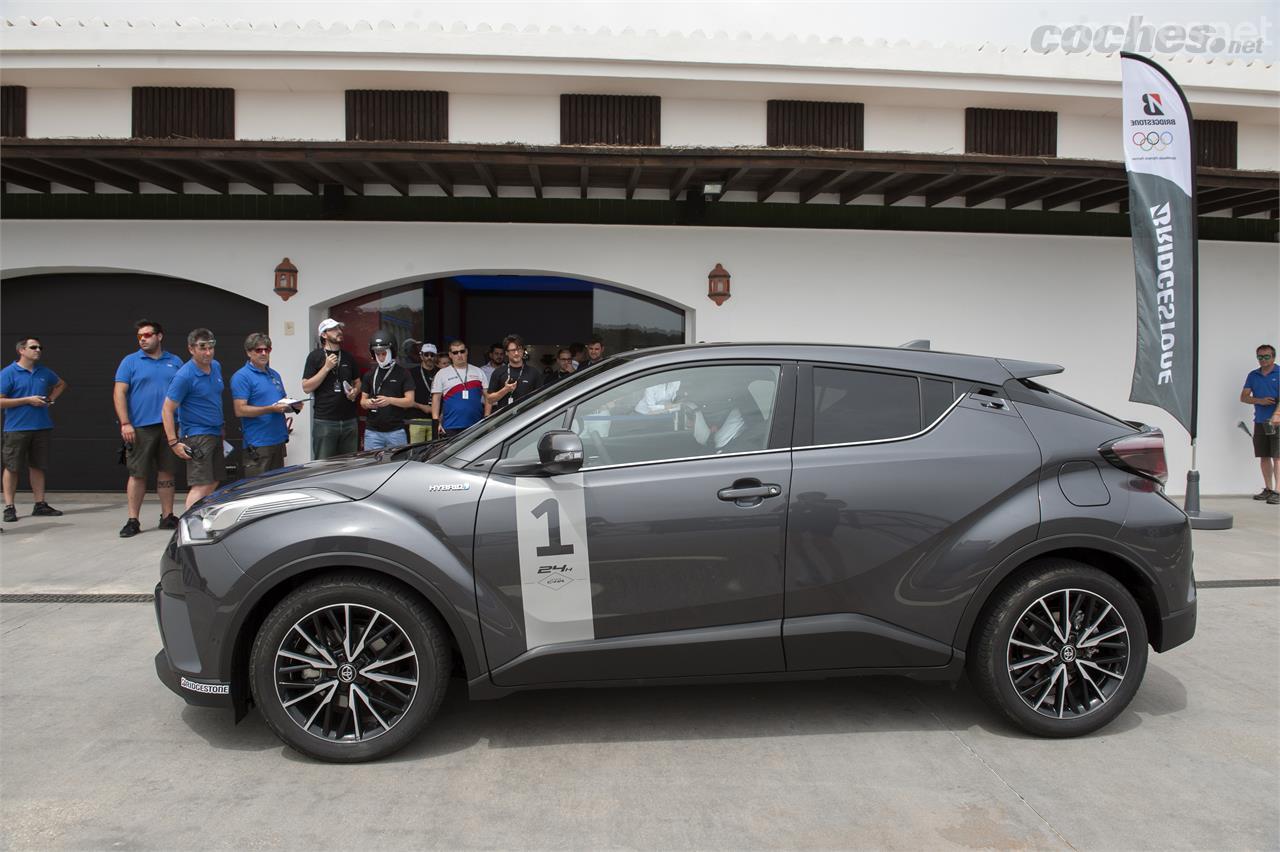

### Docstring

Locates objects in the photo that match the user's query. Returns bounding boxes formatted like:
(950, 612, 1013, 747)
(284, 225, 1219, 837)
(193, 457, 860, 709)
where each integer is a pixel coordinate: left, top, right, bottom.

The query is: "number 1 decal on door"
(514, 475, 594, 649)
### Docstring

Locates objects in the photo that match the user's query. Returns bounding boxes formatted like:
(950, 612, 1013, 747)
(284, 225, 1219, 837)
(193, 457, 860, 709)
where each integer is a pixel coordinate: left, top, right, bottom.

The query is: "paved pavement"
(1, 494, 1277, 850)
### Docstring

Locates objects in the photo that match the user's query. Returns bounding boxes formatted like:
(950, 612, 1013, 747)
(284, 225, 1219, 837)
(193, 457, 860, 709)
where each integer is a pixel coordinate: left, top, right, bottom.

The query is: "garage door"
(0, 273, 269, 491)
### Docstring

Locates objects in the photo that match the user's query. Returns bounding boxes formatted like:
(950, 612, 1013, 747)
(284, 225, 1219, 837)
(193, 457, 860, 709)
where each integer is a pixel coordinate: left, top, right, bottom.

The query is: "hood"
(214, 450, 411, 501)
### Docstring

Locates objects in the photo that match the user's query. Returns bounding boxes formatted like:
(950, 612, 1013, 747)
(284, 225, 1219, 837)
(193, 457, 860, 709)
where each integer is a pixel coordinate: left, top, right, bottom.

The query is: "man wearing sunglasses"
(1, 336, 67, 522)
(1242, 344, 1280, 504)
(232, 333, 301, 478)
(431, 340, 490, 435)
(162, 328, 226, 510)
(113, 319, 183, 537)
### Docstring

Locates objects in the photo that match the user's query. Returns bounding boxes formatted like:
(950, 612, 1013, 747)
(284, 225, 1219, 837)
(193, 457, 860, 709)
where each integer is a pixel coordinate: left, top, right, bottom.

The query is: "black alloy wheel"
(250, 574, 450, 762)
(969, 560, 1149, 737)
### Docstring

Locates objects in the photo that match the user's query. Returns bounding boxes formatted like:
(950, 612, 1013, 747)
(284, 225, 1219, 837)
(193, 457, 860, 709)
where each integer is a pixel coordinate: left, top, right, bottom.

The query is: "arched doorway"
(327, 274, 687, 377)
(0, 272, 268, 491)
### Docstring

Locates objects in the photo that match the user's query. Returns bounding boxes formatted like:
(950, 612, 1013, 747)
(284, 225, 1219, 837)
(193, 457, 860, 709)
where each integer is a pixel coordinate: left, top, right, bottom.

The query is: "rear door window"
(810, 367, 958, 445)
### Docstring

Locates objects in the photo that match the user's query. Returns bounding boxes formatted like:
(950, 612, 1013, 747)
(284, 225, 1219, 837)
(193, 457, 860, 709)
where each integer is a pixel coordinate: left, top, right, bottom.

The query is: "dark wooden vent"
(1, 86, 27, 138)
(346, 90, 448, 141)
(560, 95, 660, 146)
(132, 87, 234, 139)
(766, 100, 864, 149)
(965, 108, 1057, 157)
(1194, 120, 1237, 169)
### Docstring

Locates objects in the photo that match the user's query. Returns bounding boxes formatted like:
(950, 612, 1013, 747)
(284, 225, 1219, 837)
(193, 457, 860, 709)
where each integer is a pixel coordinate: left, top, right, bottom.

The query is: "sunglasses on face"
(137, 332, 157, 340)
(26, 345, 42, 351)
(252, 347, 272, 354)
(450, 349, 467, 355)
(194, 342, 216, 351)
(1259, 354, 1275, 360)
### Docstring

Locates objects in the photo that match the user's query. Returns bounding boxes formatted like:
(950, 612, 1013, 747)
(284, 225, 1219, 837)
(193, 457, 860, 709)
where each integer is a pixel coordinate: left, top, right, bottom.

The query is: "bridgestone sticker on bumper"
(515, 473, 594, 650)
(180, 677, 230, 695)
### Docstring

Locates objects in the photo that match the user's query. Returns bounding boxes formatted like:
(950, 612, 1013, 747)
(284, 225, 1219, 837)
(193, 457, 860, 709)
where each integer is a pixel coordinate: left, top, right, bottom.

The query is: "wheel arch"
(953, 536, 1167, 656)
(224, 553, 483, 722)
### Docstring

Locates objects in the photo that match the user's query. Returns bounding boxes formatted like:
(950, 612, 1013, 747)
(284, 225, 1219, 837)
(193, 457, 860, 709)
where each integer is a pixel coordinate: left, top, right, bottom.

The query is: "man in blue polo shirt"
(162, 328, 226, 510)
(113, 318, 184, 537)
(1, 336, 68, 522)
(1241, 343, 1280, 505)
(232, 332, 302, 478)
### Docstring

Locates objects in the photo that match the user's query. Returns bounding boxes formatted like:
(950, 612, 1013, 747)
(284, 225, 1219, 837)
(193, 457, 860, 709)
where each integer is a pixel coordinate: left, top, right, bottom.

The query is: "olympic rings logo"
(1132, 131, 1174, 151)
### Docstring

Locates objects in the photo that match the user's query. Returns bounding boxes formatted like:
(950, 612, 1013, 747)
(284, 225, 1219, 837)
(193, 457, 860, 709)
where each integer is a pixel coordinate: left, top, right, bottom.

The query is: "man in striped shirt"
(431, 339, 490, 435)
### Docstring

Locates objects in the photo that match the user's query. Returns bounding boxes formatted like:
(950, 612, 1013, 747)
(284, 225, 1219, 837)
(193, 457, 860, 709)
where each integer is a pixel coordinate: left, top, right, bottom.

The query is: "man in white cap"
(410, 343, 439, 421)
(301, 318, 361, 459)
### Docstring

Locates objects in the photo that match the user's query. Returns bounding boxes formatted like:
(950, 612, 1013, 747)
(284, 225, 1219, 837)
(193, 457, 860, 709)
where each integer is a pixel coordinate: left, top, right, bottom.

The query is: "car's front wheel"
(249, 573, 450, 762)
(969, 560, 1148, 737)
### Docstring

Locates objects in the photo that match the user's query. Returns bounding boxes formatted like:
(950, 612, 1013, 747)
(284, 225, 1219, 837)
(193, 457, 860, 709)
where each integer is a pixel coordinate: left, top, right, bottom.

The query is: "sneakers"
(158, 513, 180, 530)
(1253, 488, 1274, 501)
(1270, 492, 1280, 506)
(30, 501, 62, 517)
(2, 505, 15, 523)
(119, 518, 142, 538)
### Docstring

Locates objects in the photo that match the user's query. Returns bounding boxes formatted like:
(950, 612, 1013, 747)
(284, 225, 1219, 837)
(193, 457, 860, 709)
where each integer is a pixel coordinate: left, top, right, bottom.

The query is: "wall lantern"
(273, 257, 298, 301)
(707, 263, 731, 306)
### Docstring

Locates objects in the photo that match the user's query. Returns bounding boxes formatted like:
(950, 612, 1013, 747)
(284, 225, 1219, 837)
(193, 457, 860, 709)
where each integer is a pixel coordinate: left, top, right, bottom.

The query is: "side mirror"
(538, 430, 584, 475)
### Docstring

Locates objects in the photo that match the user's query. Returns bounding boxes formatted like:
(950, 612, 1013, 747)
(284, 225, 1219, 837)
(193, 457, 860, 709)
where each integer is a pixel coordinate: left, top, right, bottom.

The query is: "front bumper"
(154, 647, 233, 709)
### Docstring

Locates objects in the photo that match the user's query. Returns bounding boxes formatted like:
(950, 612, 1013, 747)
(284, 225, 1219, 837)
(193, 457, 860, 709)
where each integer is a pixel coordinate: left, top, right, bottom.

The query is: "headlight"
(179, 489, 350, 545)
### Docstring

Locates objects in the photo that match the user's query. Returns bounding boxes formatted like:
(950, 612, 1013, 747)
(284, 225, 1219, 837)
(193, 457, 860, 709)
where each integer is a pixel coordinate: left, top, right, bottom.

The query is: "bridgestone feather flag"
(1121, 52, 1198, 438)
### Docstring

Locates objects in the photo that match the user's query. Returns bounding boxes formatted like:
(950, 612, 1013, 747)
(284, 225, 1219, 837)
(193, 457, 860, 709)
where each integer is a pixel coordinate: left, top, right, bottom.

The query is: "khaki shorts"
(242, 443, 286, 479)
(2, 429, 50, 472)
(182, 434, 225, 486)
(126, 424, 179, 480)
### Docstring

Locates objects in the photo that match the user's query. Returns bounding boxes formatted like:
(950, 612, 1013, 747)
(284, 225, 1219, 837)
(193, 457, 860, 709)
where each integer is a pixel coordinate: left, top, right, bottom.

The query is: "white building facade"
(1, 17, 1277, 493)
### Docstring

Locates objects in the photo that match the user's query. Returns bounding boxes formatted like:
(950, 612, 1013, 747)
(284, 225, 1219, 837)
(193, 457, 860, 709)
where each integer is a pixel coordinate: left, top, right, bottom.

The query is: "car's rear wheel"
(249, 573, 450, 762)
(969, 560, 1148, 737)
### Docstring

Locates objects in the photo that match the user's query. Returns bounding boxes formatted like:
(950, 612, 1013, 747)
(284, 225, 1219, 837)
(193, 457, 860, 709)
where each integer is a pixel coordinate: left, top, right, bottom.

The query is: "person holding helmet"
(360, 333, 415, 451)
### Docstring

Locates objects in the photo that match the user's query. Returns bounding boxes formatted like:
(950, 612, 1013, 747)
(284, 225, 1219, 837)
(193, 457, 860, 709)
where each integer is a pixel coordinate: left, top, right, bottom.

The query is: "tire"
(249, 573, 450, 762)
(968, 559, 1148, 738)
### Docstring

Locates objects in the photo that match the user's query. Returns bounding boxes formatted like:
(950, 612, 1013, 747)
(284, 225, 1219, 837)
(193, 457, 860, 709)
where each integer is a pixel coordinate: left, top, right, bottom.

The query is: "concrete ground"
(1, 493, 1277, 850)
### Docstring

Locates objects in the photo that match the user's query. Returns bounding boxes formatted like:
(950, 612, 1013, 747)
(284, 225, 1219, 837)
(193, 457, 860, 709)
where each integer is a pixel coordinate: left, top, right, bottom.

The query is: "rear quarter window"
(812, 367, 920, 444)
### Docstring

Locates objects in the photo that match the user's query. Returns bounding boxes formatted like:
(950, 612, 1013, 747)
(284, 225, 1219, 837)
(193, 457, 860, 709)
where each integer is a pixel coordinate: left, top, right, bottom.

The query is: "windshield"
(423, 358, 629, 461)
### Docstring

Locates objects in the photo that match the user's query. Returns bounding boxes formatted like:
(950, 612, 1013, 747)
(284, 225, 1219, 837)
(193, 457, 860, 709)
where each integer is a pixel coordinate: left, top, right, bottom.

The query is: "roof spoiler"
(897, 339, 931, 350)
(998, 358, 1065, 379)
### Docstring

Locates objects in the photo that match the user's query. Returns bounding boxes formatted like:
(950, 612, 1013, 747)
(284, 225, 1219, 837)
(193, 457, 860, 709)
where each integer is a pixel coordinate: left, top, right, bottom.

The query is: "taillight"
(1099, 430, 1168, 485)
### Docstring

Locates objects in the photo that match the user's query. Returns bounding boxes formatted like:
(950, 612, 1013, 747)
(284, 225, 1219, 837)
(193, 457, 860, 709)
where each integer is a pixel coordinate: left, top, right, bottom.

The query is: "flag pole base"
(1182, 469, 1233, 530)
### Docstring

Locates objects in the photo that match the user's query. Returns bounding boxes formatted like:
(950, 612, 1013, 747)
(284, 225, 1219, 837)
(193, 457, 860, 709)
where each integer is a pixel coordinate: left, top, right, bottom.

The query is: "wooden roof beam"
(721, 166, 752, 193)
(150, 160, 228, 194)
(580, 165, 589, 200)
(669, 166, 695, 201)
(798, 169, 855, 204)
(1006, 177, 1078, 210)
(1078, 185, 1131, 211)
(625, 166, 641, 200)
(474, 163, 498, 198)
(257, 161, 319, 195)
(1198, 188, 1273, 215)
(5, 158, 94, 193)
(925, 174, 1000, 207)
(204, 161, 274, 195)
(965, 176, 1029, 208)
(838, 172, 894, 204)
(418, 162, 453, 197)
(38, 158, 138, 193)
(311, 162, 363, 196)
(366, 162, 409, 196)
(1042, 179, 1126, 211)
(529, 164, 543, 199)
(757, 168, 801, 202)
(882, 173, 949, 206)
(97, 158, 183, 193)
(1, 168, 50, 193)
(1232, 195, 1280, 217)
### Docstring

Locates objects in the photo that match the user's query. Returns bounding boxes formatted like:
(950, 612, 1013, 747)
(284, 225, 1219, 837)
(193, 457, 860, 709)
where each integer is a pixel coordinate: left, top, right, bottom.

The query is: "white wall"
(450, 94, 560, 144)
(863, 105, 964, 154)
(236, 91, 344, 140)
(26, 88, 131, 137)
(662, 99, 765, 147)
(1058, 113, 1122, 161)
(1237, 122, 1280, 171)
(1, 220, 1276, 495)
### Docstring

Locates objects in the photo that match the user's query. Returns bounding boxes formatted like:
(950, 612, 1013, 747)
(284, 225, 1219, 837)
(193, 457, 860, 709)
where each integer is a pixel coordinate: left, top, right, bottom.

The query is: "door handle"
(717, 483, 782, 501)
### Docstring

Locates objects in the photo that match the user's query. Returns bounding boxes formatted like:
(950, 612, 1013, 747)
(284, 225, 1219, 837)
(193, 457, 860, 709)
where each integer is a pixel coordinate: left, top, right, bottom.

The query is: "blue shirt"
(0, 362, 60, 432)
(115, 349, 183, 428)
(231, 360, 289, 447)
(1244, 367, 1280, 423)
(166, 359, 225, 436)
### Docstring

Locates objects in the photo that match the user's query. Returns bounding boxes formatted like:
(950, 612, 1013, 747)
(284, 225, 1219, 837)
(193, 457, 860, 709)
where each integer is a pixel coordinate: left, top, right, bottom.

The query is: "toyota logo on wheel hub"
(338, 664, 356, 683)
(1061, 646, 1077, 663)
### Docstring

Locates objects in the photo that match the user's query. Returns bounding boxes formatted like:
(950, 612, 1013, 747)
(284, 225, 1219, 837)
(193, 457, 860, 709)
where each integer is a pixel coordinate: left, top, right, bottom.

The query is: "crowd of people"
(0, 318, 610, 535)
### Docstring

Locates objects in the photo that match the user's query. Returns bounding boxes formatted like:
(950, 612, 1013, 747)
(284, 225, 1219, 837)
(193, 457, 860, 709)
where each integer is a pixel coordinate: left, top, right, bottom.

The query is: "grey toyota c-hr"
(155, 344, 1196, 762)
